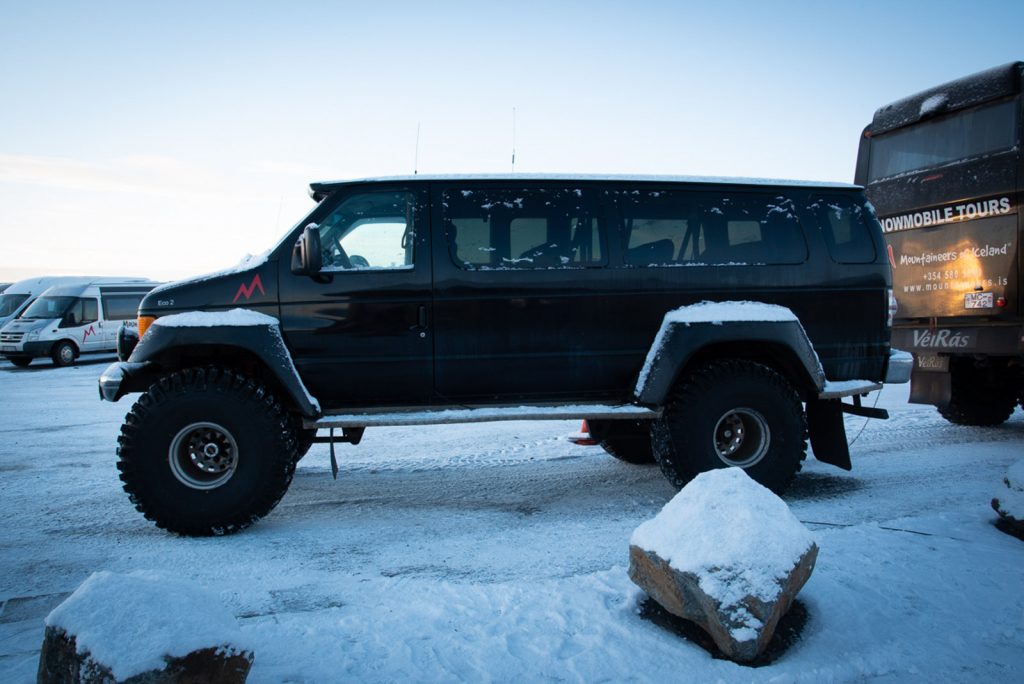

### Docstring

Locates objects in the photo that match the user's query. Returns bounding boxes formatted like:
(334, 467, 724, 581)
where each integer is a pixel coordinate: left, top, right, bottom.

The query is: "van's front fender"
(98, 316, 321, 418)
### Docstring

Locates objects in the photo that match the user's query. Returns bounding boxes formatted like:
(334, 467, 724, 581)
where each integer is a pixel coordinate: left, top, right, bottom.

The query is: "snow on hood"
(44, 571, 248, 681)
(152, 308, 278, 328)
(149, 251, 270, 296)
(631, 468, 816, 605)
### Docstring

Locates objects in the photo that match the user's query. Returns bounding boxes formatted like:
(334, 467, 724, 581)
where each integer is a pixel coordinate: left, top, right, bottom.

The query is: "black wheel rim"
(713, 408, 769, 468)
(168, 421, 239, 490)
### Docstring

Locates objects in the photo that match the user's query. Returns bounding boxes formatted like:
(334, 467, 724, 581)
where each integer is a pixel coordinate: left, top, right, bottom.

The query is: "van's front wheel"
(51, 341, 76, 367)
(651, 360, 807, 494)
(587, 419, 656, 464)
(116, 367, 298, 536)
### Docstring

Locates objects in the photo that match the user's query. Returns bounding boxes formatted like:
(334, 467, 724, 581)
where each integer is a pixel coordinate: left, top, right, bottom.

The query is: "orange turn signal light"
(137, 316, 156, 339)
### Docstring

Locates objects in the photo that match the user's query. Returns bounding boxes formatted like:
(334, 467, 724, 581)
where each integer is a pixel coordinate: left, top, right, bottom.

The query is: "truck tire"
(51, 341, 77, 367)
(651, 360, 807, 494)
(116, 366, 298, 536)
(8, 356, 32, 367)
(587, 419, 656, 464)
(938, 369, 1017, 426)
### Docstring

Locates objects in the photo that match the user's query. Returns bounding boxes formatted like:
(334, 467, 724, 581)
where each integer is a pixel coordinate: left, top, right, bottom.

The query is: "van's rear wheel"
(587, 419, 656, 464)
(651, 360, 807, 494)
(938, 365, 1017, 426)
(51, 341, 76, 367)
(116, 366, 298, 536)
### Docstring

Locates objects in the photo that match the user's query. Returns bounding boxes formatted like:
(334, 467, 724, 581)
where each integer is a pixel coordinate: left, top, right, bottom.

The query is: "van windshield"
(0, 293, 29, 317)
(20, 296, 76, 320)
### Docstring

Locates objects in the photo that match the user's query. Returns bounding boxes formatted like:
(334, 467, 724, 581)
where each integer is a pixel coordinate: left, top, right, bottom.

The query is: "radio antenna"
(414, 121, 421, 175)
(511, 107, 517, 172)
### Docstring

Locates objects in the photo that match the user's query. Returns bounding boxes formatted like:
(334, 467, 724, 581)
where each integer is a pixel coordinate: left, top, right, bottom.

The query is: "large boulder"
(992, 459, 1024, 540)
(38, 571, 252, 683)
(629, 468, 817, 663)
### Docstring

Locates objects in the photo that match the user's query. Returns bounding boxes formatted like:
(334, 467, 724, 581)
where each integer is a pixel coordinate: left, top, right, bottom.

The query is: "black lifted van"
(100, 175, 909, 535)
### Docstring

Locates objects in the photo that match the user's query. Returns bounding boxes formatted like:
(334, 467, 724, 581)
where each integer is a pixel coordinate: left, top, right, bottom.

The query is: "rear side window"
(808, 196, 878, 263)
(616, 190, 807, 265)
(442, 187, 605, 270)
(102, 294, 145, 320)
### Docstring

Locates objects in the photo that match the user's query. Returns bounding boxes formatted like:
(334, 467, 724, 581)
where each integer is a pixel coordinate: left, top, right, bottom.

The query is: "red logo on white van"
(82, 325, 96, 343)
(233, 274, 265, 303)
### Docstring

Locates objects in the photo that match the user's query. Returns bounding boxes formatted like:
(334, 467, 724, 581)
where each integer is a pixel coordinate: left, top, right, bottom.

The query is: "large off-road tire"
(116, 366, 298, 536)
(8, 356, 32, 367)
(651, 360, 807, 494)
(587, 419, 656, 464)
(51, 341, 77, 367)
(294, 426, 317, 461)
(938, 366, 1017, 427)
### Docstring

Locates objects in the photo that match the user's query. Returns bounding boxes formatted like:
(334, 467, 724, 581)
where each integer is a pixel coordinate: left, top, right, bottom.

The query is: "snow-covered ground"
(1, 355, 1022, 682)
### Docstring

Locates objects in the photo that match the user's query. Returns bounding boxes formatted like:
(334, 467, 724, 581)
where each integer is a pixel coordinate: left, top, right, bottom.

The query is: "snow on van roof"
(309, 174, 859, 198)
(2, 276, 151, 296)
(34, 279, 159, 298)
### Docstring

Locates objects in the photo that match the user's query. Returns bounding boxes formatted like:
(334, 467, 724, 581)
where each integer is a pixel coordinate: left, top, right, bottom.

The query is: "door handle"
(411, 305, 429, 333)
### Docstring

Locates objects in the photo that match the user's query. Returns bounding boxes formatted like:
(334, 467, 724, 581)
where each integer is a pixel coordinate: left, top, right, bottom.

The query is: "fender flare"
(633, 316, 826, 407)
(115, 320, 321, 417)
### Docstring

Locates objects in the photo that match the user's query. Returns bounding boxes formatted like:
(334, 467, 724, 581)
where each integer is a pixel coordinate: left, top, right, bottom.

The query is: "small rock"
(38, 571, 252, 683)
(992, 460, 1024, 540)
(37, 626, 253, 683)
(629, 468, 817, 663)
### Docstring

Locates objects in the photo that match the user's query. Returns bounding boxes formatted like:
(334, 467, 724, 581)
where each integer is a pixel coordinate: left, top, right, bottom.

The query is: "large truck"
(855, 62, 1023, 425)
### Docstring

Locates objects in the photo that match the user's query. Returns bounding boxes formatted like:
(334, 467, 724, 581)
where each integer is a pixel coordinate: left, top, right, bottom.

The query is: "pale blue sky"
(1, 0, 1021, 281)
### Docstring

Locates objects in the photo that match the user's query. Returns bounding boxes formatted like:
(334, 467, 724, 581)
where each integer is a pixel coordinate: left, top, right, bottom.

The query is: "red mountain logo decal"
(233, 274, 265, 303)
(82, 325, 97, 343)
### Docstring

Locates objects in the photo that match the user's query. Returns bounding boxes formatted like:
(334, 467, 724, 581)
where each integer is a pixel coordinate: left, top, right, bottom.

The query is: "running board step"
(307, 404, 661, 429)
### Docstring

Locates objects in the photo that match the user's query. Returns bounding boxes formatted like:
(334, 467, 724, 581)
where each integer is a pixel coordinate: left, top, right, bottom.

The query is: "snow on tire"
(651, 359, 807, 494)
(116, 366, 298, 536)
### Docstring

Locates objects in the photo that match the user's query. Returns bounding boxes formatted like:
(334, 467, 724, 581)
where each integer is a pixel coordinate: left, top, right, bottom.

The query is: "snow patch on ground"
(996, 459, 1024, 519)
(45, 571, 247, 681)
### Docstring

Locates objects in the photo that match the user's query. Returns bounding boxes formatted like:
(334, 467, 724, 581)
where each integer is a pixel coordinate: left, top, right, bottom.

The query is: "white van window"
(0, 293, 29, 317)
(21, 296, 77, 320)
(103, 295, 145, 320)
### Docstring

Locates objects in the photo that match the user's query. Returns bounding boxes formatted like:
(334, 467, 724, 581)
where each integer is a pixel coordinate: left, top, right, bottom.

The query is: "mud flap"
(806, 399, 851, 471)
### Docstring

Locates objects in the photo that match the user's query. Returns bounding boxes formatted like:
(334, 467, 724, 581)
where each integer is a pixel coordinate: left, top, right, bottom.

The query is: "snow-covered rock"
(39, 572, 253, 683)
(628, 468, 817, 662)
(992, 459, 1024, 539)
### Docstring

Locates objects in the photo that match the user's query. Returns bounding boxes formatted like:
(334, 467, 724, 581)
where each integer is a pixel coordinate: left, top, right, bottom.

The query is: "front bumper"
(98, 361, 151, 402)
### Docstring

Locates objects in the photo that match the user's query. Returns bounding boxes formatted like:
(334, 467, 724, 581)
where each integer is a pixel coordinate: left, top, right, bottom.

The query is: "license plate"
(964, 292, 993, 309)
(914, 354, 949, 372)
(2, 345, 15, 352)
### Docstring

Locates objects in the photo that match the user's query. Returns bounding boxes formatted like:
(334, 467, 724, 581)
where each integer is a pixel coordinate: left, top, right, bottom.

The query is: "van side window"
(103, 295, 145, 320)
(809, 196, 877, 263)
(316, 191, 416, 271)
(64, 298, 98, 326)
(617, 190, 807, 266)
(443, 187, 605, 270)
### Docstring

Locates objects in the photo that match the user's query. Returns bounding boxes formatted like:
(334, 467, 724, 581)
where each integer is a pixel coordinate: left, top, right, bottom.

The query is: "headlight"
(25, 330, 40, 341)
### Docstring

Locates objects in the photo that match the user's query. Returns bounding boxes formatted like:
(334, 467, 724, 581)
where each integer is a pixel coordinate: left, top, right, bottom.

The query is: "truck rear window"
(868, 100, 1016, 181)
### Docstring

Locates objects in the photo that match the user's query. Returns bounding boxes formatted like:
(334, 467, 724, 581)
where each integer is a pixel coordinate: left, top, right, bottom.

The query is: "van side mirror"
(291, 223, 323, 275)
